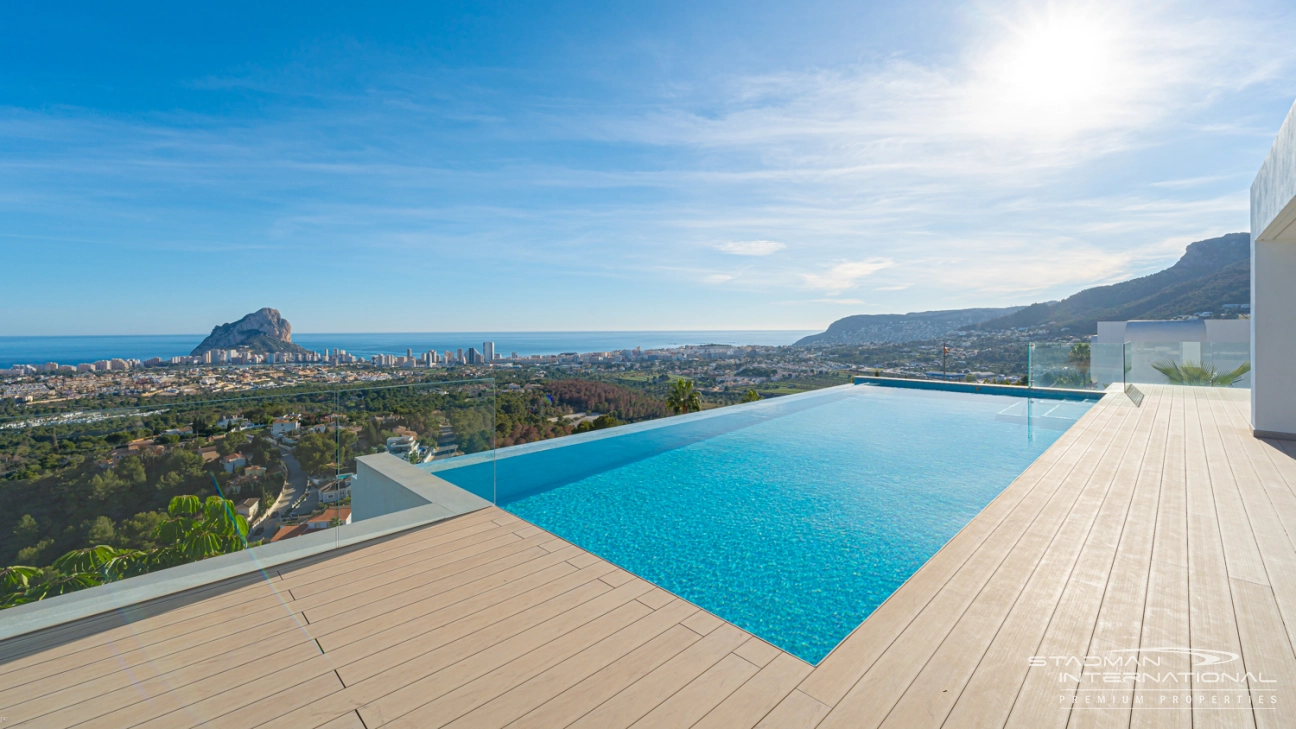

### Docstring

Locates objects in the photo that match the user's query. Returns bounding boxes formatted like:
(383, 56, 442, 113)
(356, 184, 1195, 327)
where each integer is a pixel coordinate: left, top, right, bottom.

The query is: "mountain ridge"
(796, 232, 1250, 346)
(970, 232, 1249, 334)
(794, 307, 1024, 346)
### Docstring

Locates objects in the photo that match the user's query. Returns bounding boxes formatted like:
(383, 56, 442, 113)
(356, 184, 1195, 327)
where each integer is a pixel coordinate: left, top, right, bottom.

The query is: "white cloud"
(801, 259, 894, 293)
(2, 0, 1291, 331)
(715, 240, 786, 256)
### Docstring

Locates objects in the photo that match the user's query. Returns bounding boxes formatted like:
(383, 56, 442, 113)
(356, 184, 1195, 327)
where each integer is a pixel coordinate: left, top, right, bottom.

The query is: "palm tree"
(666, 378, 702, 415)
(740, 390, 761, 403)
(1151, 360, 1251, 387)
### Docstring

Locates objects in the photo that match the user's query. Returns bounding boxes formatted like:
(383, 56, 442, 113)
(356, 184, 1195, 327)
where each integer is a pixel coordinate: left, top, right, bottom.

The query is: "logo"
(1027, 647, 1280, 711)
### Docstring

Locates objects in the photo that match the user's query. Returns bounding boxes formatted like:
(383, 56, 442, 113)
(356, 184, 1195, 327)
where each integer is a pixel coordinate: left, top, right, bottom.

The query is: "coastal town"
(0, 341, 860, 408)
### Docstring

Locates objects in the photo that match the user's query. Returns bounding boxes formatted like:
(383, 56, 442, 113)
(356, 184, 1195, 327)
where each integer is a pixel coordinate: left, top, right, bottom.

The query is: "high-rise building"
(456, 348, 464, 364)
(483, 342, 494, 362)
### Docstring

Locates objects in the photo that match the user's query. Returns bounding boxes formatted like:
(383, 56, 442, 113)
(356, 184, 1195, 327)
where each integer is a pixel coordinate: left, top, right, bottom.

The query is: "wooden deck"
(3, 385, 1296, 728)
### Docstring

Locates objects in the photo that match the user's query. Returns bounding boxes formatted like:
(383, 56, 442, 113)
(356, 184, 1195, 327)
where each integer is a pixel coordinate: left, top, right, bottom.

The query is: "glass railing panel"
(1124, 341, 1251, 388)
(1027, 342, 1122, 390)
(335, 378, 497, 502)
(1205, 341, 1252, 388)
(1, 377, 496, 613)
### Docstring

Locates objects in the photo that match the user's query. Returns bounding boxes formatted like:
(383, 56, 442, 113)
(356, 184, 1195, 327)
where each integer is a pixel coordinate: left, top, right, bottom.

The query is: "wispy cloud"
(1, 0, 1292, 334)
(801, 259, 895, 293)
(715, 240, 785, 256)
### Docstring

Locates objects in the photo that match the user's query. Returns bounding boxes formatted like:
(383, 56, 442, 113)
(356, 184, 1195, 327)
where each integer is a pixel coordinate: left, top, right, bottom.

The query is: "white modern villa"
(2, 101, 1296, 729)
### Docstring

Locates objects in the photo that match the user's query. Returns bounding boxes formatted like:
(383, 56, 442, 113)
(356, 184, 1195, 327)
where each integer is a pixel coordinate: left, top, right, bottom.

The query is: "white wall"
(1251, 98, 1296, 438)
(353, 453, 491, 522)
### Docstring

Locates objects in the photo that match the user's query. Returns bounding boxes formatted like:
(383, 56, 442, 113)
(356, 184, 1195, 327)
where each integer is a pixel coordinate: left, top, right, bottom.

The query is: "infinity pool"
(429, 384, 1096, 663)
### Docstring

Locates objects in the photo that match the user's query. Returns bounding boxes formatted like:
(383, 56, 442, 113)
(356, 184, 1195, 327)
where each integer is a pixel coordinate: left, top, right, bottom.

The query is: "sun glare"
(973, 7, 1128, 135)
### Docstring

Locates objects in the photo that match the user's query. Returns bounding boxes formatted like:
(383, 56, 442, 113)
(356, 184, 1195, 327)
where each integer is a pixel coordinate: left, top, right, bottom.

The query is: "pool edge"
(853, 375, 1105, 401)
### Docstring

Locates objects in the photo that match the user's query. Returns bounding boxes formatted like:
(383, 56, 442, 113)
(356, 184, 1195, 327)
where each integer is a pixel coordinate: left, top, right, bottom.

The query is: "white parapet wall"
(1251, 98, 1296, 439)
(353, 452, 492, 522)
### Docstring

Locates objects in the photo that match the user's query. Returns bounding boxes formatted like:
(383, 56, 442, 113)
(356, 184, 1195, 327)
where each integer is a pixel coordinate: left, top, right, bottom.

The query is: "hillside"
(971, 233, 1250, 335)
(795, 307, 1022, 346)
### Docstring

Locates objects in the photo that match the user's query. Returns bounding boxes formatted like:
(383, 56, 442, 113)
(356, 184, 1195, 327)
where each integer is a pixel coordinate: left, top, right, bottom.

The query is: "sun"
(973, 7, 1127, 134)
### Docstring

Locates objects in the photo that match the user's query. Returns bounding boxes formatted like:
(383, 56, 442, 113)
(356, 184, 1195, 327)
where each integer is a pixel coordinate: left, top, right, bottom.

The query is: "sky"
(2, 0, 1295, 335)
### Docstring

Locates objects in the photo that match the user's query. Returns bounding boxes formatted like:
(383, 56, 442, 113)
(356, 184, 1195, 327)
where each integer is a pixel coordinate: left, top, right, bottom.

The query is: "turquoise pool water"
(432, 384, 1095, 664)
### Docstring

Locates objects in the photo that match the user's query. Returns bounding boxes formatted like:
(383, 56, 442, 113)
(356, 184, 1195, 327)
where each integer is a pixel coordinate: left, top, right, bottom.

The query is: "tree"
(294, 431, 336, 477)
(1, 545, 146, 607)
(575, 414, 623, 433)
(12, 514, 40, 547)
(740, 390, 761, 403)
(151, 495, 249, 569)
(87, 516, 115, 545)
(216, 431, 247, 458)
(666, 379, 701, 415)
(116, 512, 165, 551)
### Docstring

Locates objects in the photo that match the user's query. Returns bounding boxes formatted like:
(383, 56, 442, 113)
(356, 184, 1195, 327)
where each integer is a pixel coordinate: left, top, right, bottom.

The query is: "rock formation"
(190, 308, 309, 356)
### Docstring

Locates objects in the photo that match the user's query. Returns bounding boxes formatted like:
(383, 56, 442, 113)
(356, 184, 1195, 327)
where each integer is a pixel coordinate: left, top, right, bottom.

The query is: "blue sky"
(2, 0, 1294, 335)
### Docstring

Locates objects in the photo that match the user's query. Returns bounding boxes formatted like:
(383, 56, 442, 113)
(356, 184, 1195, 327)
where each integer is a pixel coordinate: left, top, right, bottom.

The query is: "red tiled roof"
(308, 507, 351, 525)
(269, 524, 309, 542)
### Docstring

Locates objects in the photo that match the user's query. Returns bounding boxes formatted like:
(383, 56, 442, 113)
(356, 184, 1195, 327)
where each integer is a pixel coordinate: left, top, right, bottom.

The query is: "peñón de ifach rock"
(190, 308, 309, 356)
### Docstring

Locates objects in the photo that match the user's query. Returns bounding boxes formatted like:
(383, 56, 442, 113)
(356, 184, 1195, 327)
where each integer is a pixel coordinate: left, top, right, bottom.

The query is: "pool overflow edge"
(851, 375, 1105, 402)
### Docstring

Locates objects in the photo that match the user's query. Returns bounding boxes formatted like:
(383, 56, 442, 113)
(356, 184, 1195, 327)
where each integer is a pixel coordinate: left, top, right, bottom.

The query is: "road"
(249, 445, 308, 541)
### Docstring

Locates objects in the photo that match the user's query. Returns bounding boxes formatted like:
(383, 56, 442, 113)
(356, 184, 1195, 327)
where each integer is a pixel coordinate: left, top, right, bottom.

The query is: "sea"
(0, 331, 815, 368)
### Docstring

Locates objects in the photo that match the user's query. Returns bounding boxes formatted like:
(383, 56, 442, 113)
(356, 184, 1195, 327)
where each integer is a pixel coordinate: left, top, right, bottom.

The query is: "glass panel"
(1124, 341, 1251, 388)
(1027, 342, 1123, 390)
(336, 378, 497, 502)
(0, 377, 495, 611)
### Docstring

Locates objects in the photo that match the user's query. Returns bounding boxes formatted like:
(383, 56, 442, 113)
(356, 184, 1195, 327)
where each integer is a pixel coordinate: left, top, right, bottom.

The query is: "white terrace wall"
(1251, 98, 1296, 439)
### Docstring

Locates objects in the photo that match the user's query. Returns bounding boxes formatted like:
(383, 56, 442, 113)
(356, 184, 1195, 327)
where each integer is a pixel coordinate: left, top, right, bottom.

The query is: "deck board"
(3, 386, 1294, 729)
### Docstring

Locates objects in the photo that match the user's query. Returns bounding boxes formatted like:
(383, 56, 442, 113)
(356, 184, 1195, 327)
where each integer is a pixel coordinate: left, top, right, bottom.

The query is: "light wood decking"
(2, 385, 1295, 728)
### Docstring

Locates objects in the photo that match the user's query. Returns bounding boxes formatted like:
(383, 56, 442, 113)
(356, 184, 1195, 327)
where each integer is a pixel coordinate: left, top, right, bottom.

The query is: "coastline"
(0, 330, 814, 368)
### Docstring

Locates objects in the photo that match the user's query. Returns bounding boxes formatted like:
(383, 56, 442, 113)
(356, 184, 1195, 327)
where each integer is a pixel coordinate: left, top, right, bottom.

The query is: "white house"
(319, 477, 352, 504)
(385, 434, 419, 457)
(271, 418, 300, 438)
(1251, 98, 1296, 439)
(221, 454, 247, 473)
(235, 498, 260, 521)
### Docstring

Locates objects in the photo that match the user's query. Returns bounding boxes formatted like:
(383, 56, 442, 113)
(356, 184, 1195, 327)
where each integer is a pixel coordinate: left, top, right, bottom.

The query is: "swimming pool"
(427, 384, 1096, 664)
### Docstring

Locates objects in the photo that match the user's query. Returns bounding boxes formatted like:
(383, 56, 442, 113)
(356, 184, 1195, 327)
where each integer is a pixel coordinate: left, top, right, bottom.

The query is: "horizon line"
(0, 328, 819, 339)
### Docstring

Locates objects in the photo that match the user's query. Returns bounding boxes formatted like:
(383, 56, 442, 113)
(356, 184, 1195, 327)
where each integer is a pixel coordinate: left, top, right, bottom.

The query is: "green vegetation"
(2, 494, 248, 609)
(575, 414, 623, 433)
(1152, 360, 1251, 387)
(666, 378, 701, 415)
(0, 381, 494, 571)
(740, 390, 761, 403)
(295, 430, 357, 477)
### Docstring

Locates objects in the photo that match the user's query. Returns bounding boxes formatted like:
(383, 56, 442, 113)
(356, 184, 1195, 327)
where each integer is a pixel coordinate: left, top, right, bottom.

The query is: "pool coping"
(852, 374, 1106, 401)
